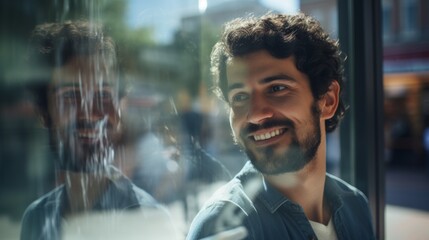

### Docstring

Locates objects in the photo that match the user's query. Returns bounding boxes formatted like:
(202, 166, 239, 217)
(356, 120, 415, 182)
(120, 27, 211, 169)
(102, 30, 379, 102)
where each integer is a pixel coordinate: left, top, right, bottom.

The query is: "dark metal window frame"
(338, 0, 385, 239)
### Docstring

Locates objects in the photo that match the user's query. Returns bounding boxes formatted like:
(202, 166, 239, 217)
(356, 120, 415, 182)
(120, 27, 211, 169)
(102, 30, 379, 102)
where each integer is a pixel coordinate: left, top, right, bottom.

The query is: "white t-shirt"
(309, 218, 338, 240)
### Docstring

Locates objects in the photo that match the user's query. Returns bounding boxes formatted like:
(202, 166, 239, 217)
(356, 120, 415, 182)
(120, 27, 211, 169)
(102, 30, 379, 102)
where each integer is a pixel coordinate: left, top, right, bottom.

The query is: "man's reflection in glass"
(21, 20, 178, 240)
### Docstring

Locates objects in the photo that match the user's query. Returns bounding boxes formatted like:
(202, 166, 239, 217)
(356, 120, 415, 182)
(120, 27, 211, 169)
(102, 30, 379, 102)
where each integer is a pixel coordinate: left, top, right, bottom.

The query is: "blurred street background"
(1, 0, 429, 239)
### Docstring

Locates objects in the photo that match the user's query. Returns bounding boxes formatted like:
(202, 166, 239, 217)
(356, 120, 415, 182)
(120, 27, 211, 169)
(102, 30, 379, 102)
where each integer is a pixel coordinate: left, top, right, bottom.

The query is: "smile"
(252, 128, 284, 141)
(78, 132, 100, 139)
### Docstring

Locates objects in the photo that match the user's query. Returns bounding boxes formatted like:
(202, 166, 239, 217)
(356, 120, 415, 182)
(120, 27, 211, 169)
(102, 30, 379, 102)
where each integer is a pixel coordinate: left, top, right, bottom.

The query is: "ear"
(119, 96, 128, 114)
(319, 80, 340, 120)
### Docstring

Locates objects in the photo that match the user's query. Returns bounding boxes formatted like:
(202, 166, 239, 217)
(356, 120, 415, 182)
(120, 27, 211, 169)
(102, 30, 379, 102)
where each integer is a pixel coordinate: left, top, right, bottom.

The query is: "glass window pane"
(0, 1, 392, 239)
(383, 0, 429, 239)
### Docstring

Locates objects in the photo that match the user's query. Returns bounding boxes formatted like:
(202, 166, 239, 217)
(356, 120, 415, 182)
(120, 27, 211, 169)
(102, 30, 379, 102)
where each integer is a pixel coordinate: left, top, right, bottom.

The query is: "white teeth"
(78, 133, 98, 138)
(253, 129, 283, 141)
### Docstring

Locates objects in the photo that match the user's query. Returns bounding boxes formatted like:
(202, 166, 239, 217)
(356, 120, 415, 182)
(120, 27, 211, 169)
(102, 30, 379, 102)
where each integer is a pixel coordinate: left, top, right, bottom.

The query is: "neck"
(263, 142, 330, 224)
(62, 170, 110, 215)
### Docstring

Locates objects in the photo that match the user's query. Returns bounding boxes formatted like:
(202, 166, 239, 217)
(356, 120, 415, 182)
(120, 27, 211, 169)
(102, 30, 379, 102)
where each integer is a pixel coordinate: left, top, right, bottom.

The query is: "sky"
(263, 0, 299, 13)
(126, 0, 300, 43)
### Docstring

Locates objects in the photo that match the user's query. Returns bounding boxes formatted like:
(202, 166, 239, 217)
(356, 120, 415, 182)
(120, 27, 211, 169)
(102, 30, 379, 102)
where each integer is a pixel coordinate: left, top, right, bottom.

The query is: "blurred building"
(300, 0, 338, 37)
(382, 0, 429, 166)
(181, 0, 271, 33)
(173, 0, 273, 162)
(302, 0, 429, 167)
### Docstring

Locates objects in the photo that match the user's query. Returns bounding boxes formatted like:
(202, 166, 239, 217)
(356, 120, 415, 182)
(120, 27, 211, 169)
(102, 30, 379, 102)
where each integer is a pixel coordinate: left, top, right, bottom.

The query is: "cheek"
(229, 110, 243, 137)
(270, 95, 299, 109)
(275, 98, 313, 122)
(107, 107, 121, 125)
(49, 103, 75, 128)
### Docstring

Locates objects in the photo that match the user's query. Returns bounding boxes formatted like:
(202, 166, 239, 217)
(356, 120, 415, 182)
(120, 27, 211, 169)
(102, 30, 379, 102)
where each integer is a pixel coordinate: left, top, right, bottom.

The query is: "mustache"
(70, 118, 114, 130)
(240, 119, 295, 137)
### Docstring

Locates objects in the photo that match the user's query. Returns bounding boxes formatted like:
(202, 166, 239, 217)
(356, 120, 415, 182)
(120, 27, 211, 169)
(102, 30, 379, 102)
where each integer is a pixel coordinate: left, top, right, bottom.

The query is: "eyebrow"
(227, 74, 297, 94)
(227, 83, 244, 93)
(259, 74, 297, 84)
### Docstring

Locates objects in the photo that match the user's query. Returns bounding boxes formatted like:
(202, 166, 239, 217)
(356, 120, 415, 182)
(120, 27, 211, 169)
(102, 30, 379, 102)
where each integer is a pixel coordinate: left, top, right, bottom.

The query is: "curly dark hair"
(211, 13, 346, 133)
(27, 20, 119, 119)
(29, 20, 116, 67)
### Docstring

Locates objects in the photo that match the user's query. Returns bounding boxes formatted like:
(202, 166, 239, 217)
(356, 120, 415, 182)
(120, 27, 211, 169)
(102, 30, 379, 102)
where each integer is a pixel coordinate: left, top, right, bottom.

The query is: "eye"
(58, 90, 80, 102)
(229, 92, 249, 105)
(96, 90, 113, 101)
(269, 85, 287, 93)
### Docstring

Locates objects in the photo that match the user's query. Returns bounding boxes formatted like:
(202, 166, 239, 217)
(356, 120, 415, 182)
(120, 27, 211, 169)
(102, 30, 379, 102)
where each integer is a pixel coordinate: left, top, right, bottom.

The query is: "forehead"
(50, 55, 116, 88)
(226, 50, 309, 86)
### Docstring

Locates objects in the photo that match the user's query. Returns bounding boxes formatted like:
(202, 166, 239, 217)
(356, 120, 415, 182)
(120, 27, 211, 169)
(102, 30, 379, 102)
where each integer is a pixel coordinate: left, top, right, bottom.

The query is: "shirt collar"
(94, 166, 141, 210)
(58, 166, 142, 211)
(238, 162, 297, 213)
(239, 162, 346, 213)
(258, 177, 296, 213)
(324, 173, 347, 210)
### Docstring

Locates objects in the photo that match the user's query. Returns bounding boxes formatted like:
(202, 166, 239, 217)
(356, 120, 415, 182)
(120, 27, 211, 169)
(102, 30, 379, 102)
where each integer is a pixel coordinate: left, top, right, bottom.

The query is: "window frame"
(338, 0, 385, 239)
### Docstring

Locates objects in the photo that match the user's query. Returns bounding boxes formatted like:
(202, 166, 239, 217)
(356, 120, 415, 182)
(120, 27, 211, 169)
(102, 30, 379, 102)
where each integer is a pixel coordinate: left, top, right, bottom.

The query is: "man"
(21, 21, 177, 240)
(187, 13, 375, 240)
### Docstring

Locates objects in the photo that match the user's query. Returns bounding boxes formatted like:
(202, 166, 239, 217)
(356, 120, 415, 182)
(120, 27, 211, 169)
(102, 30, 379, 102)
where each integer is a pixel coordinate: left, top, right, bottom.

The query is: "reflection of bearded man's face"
(47, 56, 122, 172)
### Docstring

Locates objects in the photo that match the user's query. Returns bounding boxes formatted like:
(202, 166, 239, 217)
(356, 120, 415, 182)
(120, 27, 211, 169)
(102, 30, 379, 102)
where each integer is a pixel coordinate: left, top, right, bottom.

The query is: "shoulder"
(326, 175, 376, 238)
(22, 186, 64, 220)
(108, 167, 159, 208)
(130, 183, 159, 207)
(326, 173, 369, 203)
(201, 163, 265, 216)
(327, 174, 374, 223)
(20, 186, 64, 240)
(187, 177, 260, 240)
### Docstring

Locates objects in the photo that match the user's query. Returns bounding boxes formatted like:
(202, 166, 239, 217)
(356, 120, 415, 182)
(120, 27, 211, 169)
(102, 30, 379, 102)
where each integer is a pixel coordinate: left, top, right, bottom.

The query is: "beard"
(237, 102, 322, 175)
(51, 120, 118, 172)
(57, 139, 115, 172)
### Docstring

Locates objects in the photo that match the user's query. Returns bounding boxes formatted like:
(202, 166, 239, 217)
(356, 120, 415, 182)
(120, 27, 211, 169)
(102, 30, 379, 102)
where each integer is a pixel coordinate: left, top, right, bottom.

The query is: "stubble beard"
(58, 141, 115, 173)
(238, 103, 322, 175)
(51, 124, 116, 173)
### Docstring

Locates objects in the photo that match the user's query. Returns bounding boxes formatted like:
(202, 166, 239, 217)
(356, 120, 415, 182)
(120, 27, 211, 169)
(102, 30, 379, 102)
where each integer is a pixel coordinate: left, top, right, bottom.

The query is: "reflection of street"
(385, 166, 429, 239)
(2, 170, 429, 239)
(0, 181, 227, 240)
(386, 205, 429, 240)
(62, 208, 179, 240)
(386, 167, 429, 211)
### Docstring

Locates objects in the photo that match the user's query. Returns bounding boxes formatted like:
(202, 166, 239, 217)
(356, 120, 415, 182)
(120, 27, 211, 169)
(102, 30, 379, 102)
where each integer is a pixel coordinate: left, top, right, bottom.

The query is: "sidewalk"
(385, 166, 429, 239)
(385, 205, 429, 240)
(2, 167, 429, 240)
(2, 204, 429, 239)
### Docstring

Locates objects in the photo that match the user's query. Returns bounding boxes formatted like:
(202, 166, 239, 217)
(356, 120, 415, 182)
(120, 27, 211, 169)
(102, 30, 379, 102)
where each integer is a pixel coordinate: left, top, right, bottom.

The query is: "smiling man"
(21, 21, 177, 240)
(187, 13, 375, 240)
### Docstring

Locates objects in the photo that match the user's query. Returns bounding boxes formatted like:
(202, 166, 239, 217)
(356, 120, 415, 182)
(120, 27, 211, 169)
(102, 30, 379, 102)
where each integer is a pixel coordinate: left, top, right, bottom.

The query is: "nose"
(246, 94, 274, 124)
(78, 94, 108, 120)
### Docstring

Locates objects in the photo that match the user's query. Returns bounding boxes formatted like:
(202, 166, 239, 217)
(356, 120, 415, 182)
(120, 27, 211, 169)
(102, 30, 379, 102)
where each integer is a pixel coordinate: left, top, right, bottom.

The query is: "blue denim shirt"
(187, 162, 375, 240)
(20, 167, 176, 240)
